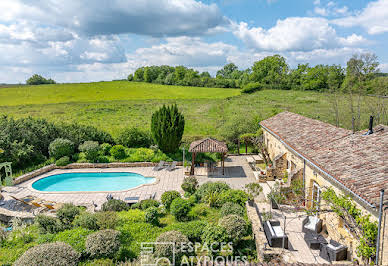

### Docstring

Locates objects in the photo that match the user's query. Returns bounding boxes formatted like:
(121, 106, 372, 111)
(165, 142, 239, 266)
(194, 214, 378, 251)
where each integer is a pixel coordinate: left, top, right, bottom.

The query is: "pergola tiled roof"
(260, 111, 388, 208)
(189, 138, 228, 153)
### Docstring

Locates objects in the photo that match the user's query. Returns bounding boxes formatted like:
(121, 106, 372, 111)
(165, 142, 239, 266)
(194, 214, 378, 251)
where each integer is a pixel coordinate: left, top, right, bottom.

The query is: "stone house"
(260, 111, 388, 264)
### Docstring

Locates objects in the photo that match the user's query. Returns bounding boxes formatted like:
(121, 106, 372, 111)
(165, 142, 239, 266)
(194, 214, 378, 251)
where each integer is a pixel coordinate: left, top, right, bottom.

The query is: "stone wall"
(381, 210, 388, 265)
(14, 162, 183, 185)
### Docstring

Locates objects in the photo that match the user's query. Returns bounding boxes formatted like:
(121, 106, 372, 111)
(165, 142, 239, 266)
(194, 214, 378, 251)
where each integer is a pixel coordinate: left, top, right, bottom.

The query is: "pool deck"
(1, 155, 256, 210)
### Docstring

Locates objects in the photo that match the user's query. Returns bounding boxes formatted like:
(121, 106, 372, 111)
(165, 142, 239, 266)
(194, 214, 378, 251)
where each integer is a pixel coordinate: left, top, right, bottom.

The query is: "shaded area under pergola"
(189, 138, 228, 175)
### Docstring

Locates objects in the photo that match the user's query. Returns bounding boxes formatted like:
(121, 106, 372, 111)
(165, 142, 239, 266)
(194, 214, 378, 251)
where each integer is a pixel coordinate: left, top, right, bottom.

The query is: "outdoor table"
(304, 231, 327, 250)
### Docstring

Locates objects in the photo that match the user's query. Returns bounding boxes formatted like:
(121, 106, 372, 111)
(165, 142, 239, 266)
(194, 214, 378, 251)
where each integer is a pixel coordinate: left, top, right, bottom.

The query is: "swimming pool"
(32, 172, 155, 192)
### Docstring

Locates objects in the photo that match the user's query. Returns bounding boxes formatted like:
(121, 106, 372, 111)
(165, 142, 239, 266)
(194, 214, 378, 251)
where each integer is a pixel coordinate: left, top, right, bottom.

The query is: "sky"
(0, 0, 387, 83)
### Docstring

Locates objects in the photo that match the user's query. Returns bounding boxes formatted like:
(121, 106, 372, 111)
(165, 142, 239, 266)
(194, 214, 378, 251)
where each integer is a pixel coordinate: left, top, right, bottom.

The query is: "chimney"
(364, 116, 374, 135)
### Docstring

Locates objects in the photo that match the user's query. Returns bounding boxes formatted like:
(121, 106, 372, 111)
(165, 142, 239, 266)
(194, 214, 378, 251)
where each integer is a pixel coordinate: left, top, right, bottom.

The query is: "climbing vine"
(321, 188, 378, 262)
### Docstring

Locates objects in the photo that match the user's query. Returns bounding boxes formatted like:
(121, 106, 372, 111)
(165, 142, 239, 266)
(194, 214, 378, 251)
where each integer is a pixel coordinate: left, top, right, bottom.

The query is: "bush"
(126, 148, 154, 162)
(102, 199, 129, 212)
(95, 211, 118, 229)
(57, 203, 80, 226)
(219, 189, 248, 207)
(170, 198, 190, 221)
(26, 74, 56, 85)
(132, 199, 160, 210)
(79, 141, 100, 162)
(54, 227, 93, 252)
(188, 203, 208, 219)
(100, 143, 112, 155)
(14, 242, 80, 266)
(73, 212, 99, 231)
(218, 215, 247, 242)
(35, 215, 62, 234)
(220, 202, 245, 217)
(166, 220, 207, 242)
(116, 127, 152, 148)
(161, 190, 181, 210)
(56, 156, 70, 166)
(181, 176, 198, 195)
(155, 231, 189, 263)
(96, 156, 110, 163)
(242, 82, 263, 93)
(195, 182, 231, 201)
(49, 138, 74, 159)
(110, 145, 126, 159)
(201, 225, 230, 254)
(151, 104, 185, 153)
(86, 229, 121, 258)
(145, 206, 159, 226)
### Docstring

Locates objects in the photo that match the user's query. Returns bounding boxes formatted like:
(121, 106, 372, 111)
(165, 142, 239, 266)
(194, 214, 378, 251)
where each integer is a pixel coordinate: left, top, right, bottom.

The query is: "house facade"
(260, 112, 388, 264)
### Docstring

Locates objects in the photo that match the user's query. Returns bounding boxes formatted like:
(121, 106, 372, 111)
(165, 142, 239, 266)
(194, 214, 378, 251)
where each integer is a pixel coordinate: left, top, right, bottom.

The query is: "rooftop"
(260, 112, 388, 207)
(189, 137, 228, 153)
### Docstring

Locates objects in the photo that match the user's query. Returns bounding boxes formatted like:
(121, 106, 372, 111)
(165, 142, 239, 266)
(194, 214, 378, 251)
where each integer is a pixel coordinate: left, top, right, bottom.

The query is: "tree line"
(128, 53, 388, 94)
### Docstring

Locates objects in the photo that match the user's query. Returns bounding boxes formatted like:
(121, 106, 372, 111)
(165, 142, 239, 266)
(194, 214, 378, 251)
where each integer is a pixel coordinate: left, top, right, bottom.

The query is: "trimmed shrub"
(116, 127, 152, 148)
(54, 227, 93, 252)
(242, 82, 263, 94)
(14, 242, 80, 266)
(100, 143, 112, 155)
(195, 182, 231, 201)
(56, 156, 70, 166)
(161, 190, 181, 210)
(86, 229, 121, 258)
(126, 148, 154, 162)
(73, 212, 99, 231)
(219, 189, 249, 207)
(166, 220, 207, 242)
(110, 145, 126, 159)
(102, 199, 129, 212)
(145, 206, 159, 225)
(155, 231, 189, 263)
(170, 198, 190, 221)
(95, 211, 118, 229)
(96, 156, 110, 163)
(35, 215, 62, 234)
(218, 215, 247, 242)
(132, 199, 160, 210)
(79, 141, 100, 162)
(49, 138, 74, 159)
(201, 224, 230, 254)
(57, 203, 80, 226)
(220, 202, 245, 217)
(188, 203, 208, 219)
(181, 176, 198, 195)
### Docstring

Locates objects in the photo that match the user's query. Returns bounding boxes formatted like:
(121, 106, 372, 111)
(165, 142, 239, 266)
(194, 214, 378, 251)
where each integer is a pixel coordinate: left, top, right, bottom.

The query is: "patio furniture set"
(153, 161, 177, 171)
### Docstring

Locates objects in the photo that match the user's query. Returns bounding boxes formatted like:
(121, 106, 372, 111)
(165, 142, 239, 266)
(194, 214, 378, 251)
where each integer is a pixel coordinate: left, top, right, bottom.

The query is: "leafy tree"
(151, 104, 185, 153)
(216, 63, 238, 79)
(116, 127, 151, 148)
(133, 67, 145, 81)
(26, 74, 56, 85)
(251, 55, 289, 86)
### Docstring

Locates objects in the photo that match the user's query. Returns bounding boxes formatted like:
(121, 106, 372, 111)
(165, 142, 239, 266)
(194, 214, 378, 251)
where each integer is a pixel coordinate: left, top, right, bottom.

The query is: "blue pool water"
(32, 172, 155, 192)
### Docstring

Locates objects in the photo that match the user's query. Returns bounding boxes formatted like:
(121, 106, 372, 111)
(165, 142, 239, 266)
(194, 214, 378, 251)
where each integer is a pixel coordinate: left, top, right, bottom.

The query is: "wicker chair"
(319, 239, 347, 262)
(302, 216, 323, 234)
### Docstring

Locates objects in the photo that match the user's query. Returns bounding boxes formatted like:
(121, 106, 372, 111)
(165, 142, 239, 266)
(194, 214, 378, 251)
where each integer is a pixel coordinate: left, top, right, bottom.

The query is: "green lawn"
(0, 81, 380, 137)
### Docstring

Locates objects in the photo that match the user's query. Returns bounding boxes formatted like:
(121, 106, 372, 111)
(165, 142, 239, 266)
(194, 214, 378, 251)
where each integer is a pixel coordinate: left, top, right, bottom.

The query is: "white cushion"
(327, 243, 343, 250)
(304, 222, 316, 231)
(272, 226, 284, 237)
(309, 216, 318, 224)
(267, 221, 275, 236)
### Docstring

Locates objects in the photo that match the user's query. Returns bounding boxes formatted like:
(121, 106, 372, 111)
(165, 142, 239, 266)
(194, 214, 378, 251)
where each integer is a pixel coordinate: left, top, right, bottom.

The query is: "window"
(312, 182, 321, 211)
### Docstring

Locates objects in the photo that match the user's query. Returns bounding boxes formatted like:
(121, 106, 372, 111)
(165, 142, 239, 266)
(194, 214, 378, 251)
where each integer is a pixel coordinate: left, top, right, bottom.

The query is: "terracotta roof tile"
(189, 138, 228, 153)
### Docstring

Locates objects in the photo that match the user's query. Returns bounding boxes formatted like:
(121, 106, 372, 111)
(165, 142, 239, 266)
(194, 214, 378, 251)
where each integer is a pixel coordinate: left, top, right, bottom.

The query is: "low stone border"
(14, 162, 183, 185)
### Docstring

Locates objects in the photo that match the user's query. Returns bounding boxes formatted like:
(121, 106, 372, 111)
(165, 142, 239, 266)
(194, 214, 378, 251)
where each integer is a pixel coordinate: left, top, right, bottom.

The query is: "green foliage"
(124, 148, 154, 162)
(181, 176, 198, 195)
(170, 198, 191, 221)
(219, 189, 248, 207)
(251, 55, 289, 86)
(49, 138, 74, 159)
(73, 212, 99, 231)
(244, 182, 263, 200)
(220, 202, 245, 217)
(117, 209, 146, 224)
(219, 113, 260, 143)
(116, 127, 152, 148)
(109, 145, 126, 159)
(131, 199, 160, 210)
(102, 199, 129, 212)
(78, 141, 100, 162)
(56, 156, 70, 166)
(144, 206, 159, 226)
(187, 203, 208, 219)
(35, 215, 62, 234)
(151, 104, 185, 153)
(100, 143, 112, 155)
(57, 204, 80, 226)
(165, 220, 207, 242)
(53, 227, 92, 252)
(161, 190, 181, 210)
(26, 74, 56, 85)
(218, 215, 247, 242)
(242, 82, 263, 93)
(195, 182, 231, 202)
(14, 242, 80, 266)
(155, 231, 189, 263)
(86, 229, 121, 258)
(201, 224, 230, 254)
(95, 212, 118, 230)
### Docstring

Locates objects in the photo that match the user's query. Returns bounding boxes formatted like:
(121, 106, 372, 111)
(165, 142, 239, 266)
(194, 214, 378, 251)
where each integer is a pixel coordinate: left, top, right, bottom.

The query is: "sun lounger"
(166, 161, 177, 171)
(153, 161, 165, 171)
(124, 196, 140, 204)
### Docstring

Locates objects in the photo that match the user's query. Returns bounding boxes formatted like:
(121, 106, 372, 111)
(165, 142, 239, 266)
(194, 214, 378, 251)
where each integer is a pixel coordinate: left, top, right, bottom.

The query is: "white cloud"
(338, 34, 368, 46)
(332, 0, 388, 34)
(379, 63, 388, 73)
(312, 0, 350, 17)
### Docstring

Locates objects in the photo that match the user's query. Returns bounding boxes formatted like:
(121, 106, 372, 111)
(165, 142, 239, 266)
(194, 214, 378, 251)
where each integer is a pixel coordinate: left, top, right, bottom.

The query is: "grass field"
(0, 81, 382, 138)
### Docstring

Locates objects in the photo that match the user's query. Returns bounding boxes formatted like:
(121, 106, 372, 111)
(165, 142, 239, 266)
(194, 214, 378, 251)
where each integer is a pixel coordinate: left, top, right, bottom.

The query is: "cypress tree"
(151, 104, 185, 153)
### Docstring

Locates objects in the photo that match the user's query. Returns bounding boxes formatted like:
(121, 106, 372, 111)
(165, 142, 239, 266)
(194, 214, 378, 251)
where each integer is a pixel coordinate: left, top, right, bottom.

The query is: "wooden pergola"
(189, 138, 228, 175)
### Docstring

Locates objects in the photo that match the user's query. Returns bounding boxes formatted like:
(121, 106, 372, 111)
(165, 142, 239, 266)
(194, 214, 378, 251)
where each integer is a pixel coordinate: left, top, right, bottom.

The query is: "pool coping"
(27, 169, 160, 194)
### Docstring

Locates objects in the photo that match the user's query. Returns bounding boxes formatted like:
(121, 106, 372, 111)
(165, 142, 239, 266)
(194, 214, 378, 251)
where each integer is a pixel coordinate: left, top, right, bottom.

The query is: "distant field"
(0, 81, 382, 137)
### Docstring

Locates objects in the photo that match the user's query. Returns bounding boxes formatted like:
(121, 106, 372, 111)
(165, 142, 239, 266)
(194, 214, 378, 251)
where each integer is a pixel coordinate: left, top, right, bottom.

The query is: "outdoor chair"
(153, 161, 165, 171)
(319, 239, 347, 262)
(263, 220, 289, 249)
(302, 216, 323, 234)
(166, 161, 177, 171)
(124, 196, 140, 205)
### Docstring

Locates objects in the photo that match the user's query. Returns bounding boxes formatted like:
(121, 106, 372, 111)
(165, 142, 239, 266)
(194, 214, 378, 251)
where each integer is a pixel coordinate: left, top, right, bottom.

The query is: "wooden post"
(190, 152, 196, 175)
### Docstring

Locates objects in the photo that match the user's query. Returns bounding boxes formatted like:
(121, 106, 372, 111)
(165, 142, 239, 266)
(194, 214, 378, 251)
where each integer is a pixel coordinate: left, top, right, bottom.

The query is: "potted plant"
(184, 161, 191, 176)
(245, 182, 263, 206)
(267, 182, 284, 209)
